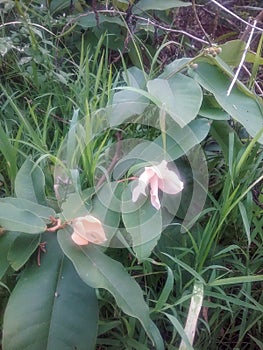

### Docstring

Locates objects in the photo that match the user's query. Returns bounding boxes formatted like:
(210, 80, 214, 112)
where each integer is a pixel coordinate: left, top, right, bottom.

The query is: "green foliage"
(1, 0, 263, 349)
(57, 228, 163, 348)
(3, 234, 99, 350)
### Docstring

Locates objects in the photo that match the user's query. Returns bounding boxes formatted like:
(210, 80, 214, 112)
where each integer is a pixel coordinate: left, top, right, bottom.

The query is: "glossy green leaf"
(7, 234, 41, 271)
(133, 0, 191, 14)
(199, 96, 229, 120)
(15, 158, 46, 205)
(210, 120, 243, 162)
(122, 185, 162, 261)
(95, 181, 124, 214)
(113, 118, 210, 178)
(0, 123, 17, 185)
(218, 40, 245, 66)
(0, 203, 46, 234)
(161, 58, 192, 77)
(0, 232, 19, 279)
(147, 75, 203, 127)
(77, 13, 125, 29)
(48, 0, 69, 13)
(3, 234, 98, 350)
(110, 67, 149, 125)
(61, 191, 90, 221)
(92, 184, 121, 246)
(0, 197, 56, 222)
(190, 61, 263, 143)
(57, 227, 163, 347)
(218, 39, 263, 67)
(199, 109, 229, 121)
(154, 118, 210, 160)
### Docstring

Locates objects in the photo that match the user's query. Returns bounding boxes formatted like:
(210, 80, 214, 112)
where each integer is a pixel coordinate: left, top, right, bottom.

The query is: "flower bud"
(71, 215, 106, 246)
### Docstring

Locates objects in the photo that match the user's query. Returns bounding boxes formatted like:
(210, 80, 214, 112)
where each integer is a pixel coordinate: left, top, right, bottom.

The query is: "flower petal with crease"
(132, 160, 184, 210)
(71, 215, 106, 246)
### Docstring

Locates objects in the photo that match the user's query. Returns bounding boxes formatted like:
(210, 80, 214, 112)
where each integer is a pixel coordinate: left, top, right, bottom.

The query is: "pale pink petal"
(71, 232, 89, 245)
(71, 215, 106, 245)
(139, 167, 155, 185)
(149, 174, 161, 210)
(132, 167, 155, 202)
(131, 161, 183, 209)
(154, 160, 184, 194)
(132, 181, 147, 202)
(72, 220, 85, 235)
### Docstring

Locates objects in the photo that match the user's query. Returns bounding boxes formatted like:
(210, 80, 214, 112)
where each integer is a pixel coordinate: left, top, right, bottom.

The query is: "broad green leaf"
(108, 101, 149, 127)
(77, 13, 125, 29)
(122, 185, 162, 261)
(133, 0, 191, 14)
(110, 67, 149, 125)
(190, 61, 263, 143)
(3, 234, 98, 350)
(218, 40, 245, 66)
(113, 118, 210, 178)
(154, 118, 210, 160)
(61, 185, 120, 247)
(199, 96, 229, 120)
(0, 232, 19, 279)
(92, 184, 121, 246)
(199, 107, 229, 120)
(147, 75, 202, 127)
(218, 39, 263, 67)
(0, 203, 46, 234)
(112, 141, 153, 179)
(7, 234, 41, 271)
(0, 123, 17, 185)
(160, 58, 192, 77)
(210, 120, 243, 162)
(48, 0, 69, 13)
(61, 191, 90, 220)
(15, 158, 46, 205)
(0, 197, 56, 222)
(95, 181, 124, 213)
(57, 227, 162, 347)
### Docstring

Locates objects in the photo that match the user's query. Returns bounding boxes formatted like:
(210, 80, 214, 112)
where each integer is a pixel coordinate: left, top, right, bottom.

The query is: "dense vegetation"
(0, 1, 263, 349)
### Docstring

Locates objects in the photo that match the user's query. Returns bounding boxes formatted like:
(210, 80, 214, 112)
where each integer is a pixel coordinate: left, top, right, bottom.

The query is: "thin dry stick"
(242, 64, 263, 96)
(240, 9, 263, 41)
(192, 0, 212, 45)
(210, 0, 263, 33)
(227, 19, 257, 96)
(59, 9, 210, 45)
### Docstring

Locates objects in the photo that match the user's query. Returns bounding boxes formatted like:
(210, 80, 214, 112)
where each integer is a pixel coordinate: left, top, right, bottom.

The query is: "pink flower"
(71, 215, 107, 246)
(132, 160, 184, 210)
